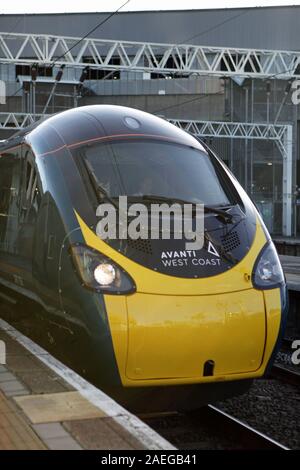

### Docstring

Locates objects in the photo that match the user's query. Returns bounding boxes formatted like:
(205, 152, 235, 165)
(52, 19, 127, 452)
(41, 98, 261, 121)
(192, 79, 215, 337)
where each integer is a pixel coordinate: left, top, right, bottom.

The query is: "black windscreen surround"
(78, 139, 239, 208)
(70, 137, 256, 278)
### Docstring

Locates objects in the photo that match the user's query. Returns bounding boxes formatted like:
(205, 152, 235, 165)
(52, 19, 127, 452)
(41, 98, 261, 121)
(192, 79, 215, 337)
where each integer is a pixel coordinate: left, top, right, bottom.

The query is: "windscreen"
(77, 139, 237, 207)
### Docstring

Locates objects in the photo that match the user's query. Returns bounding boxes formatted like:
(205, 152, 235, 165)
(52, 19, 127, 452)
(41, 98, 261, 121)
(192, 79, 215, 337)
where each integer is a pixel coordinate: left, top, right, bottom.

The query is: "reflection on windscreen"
(79, 139, 234, 207)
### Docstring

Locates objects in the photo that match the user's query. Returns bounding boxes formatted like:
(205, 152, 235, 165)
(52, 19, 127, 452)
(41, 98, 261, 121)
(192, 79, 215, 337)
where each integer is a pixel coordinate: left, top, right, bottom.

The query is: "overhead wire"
(52, 0, 130, 66)
(178, 8, 251, 45)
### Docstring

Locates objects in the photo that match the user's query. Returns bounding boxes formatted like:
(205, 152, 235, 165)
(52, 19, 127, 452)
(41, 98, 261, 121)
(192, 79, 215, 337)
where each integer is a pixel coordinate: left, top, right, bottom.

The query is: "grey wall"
(0, 6, 300, 50)
(81, 93, 225, 121)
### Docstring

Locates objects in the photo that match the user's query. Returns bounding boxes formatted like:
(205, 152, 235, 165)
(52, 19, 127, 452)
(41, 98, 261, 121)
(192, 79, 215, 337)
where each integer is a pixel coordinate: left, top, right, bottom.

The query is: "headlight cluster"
(70, 244, 136, 294)
(252, 242, 285, 289)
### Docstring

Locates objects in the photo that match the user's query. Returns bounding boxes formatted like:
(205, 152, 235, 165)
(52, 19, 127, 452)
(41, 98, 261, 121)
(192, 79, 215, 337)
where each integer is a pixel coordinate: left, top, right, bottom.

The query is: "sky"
(0, 0, 300, 14)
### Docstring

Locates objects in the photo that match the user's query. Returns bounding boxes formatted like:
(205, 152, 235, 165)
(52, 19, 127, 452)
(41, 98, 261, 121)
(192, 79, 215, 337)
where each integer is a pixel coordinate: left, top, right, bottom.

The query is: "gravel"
(216, 378, 300, 449)
(143, 412, 245, 450)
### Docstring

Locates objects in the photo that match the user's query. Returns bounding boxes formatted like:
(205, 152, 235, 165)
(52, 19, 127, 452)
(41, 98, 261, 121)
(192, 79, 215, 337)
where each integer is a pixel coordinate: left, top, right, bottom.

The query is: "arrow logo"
(207, 241, 220, 257)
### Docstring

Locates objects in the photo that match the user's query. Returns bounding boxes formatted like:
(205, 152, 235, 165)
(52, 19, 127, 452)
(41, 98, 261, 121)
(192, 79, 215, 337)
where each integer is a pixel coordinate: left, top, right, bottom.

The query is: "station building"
(0, 5, 300, 235)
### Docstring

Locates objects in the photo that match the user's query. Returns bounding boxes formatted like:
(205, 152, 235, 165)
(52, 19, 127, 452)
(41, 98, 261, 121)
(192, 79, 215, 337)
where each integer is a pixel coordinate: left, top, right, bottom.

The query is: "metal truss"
(169, 119, 293, 236)
(168, 120, 290, 156)
(0, 112, 43, 130)
(0, 31, 300, 79)
(0, 113, 293, 236)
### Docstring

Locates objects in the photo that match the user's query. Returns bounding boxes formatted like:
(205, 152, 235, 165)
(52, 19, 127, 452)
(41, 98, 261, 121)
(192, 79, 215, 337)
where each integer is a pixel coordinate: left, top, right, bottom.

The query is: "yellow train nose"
(125, 290, 265, 380)
(76, 213, 282, 387)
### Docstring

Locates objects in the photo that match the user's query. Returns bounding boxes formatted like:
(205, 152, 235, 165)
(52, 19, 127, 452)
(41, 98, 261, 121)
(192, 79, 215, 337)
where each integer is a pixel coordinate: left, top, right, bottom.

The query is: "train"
(0, 105, 287, 411)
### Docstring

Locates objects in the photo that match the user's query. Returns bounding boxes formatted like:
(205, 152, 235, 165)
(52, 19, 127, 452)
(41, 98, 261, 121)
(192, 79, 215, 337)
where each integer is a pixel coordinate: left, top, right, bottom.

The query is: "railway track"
(272, 364, 300, 387)
(142, 405, 288, 450)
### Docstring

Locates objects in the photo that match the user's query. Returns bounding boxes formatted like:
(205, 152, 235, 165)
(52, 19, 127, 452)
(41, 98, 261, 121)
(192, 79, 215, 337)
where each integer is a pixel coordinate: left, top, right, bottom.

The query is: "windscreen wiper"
(204, 205, 234, 222)
(131, 195, 233, 222)
(82, 158, 118, 209)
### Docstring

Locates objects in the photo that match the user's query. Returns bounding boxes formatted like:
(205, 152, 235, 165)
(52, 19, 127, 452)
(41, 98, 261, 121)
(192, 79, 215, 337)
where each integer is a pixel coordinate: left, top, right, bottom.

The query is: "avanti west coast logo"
(96, 196, 205, 250)
(161, 242, 220, 268)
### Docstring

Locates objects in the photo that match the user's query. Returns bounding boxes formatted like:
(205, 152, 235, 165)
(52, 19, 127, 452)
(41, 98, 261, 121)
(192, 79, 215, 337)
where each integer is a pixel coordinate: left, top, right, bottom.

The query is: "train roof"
(0, 105, 205, 155)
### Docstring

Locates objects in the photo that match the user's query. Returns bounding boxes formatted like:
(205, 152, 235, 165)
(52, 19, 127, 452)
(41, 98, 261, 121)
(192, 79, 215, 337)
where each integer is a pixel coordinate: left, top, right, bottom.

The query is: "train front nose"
(77, 214, 283, 387)
(124, 291, 266, 381)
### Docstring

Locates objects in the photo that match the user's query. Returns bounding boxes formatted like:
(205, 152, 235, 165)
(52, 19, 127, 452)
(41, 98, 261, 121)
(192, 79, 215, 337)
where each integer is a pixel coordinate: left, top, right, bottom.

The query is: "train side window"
(0, 148, 22, 254)
(21, 151, 41, 220)
(17, 149, 42, 261)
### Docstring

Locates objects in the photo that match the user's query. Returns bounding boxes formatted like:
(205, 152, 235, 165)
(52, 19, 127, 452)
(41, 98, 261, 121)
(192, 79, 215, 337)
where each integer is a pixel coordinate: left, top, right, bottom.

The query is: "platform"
(0, 320, 173, 450)
(274, 237, 300, 257)
(279, 255, 300, 292)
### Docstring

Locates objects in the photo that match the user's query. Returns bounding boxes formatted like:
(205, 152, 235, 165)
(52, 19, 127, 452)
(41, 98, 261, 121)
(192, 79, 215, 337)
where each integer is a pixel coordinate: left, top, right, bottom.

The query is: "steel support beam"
(168, 119, 289, 143)
(0, 32, 300, 78)
(0, 112, 43, 130)
(282, 125, 293, 236)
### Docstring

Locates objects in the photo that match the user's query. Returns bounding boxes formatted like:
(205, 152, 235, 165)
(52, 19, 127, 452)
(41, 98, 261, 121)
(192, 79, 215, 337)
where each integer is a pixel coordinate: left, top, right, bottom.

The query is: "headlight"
(252, 242, 285, 289)
(70, 244, 136, 294)
(94, 264, 116, 286)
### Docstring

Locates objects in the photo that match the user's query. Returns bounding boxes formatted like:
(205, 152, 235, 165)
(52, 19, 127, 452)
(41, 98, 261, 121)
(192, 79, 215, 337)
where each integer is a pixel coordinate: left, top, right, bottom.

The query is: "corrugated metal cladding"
(0, 6, 299, 50)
